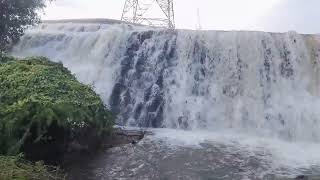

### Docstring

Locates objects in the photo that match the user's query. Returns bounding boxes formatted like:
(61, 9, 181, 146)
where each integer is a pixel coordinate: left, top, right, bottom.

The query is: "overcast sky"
(43, 0, 320, 34)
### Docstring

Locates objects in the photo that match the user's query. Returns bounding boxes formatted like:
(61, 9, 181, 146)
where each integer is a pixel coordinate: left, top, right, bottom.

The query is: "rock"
(102, 126, 153, 148)
(275, 175, 320, 180)
(295, 175, 308, 180)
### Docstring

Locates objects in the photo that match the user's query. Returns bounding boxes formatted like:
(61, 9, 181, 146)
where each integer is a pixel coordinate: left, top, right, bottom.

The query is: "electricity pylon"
(121, 0, 175, 29)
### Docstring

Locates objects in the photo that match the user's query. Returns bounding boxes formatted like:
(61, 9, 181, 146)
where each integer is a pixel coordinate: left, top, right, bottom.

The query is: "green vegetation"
(0, 56, 114, 156)
(0, 2, 113, 179)
(0, 155, 64, 180)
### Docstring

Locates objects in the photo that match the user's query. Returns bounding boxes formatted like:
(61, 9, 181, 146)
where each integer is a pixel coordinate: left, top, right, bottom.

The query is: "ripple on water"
(66, 129, 320, 180)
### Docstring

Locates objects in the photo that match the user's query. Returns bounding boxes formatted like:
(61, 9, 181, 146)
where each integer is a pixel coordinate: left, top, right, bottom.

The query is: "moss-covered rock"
(0, 56, 114, 160)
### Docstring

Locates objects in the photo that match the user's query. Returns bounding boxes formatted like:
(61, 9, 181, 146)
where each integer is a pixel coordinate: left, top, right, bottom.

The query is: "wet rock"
(280, 45, 294, 79)
(108, 31, 177, 128)
(102, 127, 152, 149)
(295, 175, 308, 180)
(294, 175, 320, 180)
(222, 83, 241, 98)
(276, 175, 320, 180)
(178, 116, 189, 129)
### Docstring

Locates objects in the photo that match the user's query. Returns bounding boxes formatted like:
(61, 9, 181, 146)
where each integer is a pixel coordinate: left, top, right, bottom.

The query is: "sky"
(43, 0, 320, 34)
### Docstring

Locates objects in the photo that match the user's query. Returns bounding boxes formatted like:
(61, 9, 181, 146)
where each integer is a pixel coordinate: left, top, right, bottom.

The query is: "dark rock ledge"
(103, 126, 153, 148)
(62, 126, 152, 167)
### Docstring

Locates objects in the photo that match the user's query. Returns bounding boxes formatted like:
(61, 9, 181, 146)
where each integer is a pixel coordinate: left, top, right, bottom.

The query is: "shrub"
(0, 56, 114, 157)
(0, 154, 64, 180)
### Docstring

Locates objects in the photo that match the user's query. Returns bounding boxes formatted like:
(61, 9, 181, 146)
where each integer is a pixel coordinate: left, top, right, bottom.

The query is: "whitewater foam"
(11, 23, 320, 142)
(149, 128, 320, 177)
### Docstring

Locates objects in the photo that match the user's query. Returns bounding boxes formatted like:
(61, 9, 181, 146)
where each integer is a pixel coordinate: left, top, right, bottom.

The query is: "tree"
(0, 0, 50, 54)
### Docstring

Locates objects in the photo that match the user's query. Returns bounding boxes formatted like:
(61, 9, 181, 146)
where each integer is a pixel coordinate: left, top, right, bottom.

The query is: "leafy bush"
(0, 56, 114, 156)
(0, 154, 64, 180)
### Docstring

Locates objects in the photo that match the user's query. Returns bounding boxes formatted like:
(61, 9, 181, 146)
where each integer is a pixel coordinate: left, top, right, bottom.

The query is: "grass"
(0, 155, 65, 180)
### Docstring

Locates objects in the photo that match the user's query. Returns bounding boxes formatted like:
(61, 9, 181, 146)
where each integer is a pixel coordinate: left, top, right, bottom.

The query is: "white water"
(11, 22, 320, 176)
(151, 128, 320, 177)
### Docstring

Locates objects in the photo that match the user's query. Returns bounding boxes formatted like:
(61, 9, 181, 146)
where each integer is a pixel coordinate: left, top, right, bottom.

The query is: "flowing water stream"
(11, 22, 320, 179)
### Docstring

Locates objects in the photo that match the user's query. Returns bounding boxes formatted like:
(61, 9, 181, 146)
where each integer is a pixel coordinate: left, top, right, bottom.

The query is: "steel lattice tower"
(121, 0, 175, 29)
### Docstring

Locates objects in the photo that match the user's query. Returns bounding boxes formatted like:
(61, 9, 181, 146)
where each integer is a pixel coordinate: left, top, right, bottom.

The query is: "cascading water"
(12, 23, 320, 142)
(11, 22, 320, 178)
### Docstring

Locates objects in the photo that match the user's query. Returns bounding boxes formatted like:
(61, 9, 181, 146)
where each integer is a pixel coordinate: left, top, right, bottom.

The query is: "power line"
(121, 0, 175, 29)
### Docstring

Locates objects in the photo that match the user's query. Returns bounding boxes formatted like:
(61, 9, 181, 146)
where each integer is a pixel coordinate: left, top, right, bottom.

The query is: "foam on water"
(150, 128, 320, 176)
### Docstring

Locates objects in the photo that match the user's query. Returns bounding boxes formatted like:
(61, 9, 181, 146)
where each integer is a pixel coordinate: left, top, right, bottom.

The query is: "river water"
(65, 129, 320, 179)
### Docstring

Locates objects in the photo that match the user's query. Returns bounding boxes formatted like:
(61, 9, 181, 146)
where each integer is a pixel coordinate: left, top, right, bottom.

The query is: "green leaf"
(0, 56, 114, 155)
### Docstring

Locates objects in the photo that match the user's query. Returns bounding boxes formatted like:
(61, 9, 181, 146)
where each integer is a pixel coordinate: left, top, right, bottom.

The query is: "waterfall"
(11, 22, 320, 143)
